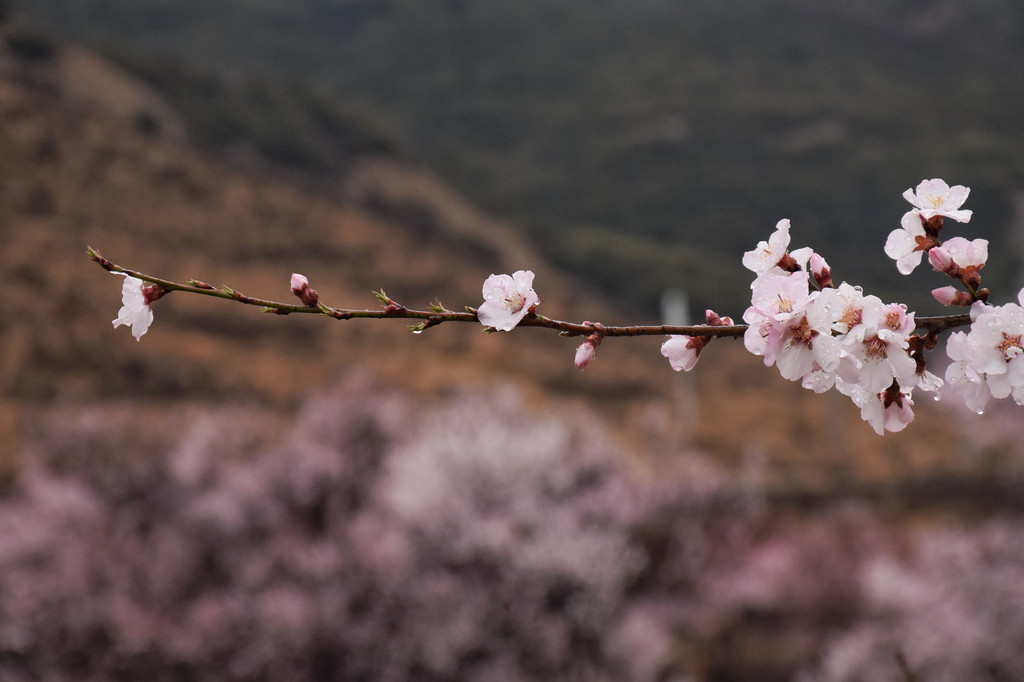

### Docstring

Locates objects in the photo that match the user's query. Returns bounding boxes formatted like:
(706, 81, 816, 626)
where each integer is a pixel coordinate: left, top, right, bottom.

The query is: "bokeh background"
(3, 1, 1024, 679)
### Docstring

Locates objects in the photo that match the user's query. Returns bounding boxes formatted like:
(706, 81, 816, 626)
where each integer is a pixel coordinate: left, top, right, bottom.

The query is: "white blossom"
(111, 274, 154, 342)
(902, 178, 972, 222)
(477, 271, 540, 331)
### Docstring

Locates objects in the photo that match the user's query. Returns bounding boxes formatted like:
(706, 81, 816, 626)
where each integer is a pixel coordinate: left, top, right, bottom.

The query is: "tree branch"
(87, 246, 972, 340)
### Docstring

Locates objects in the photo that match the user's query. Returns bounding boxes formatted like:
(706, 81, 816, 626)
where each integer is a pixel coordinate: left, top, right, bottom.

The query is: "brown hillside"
(0, 29, 1012, 499)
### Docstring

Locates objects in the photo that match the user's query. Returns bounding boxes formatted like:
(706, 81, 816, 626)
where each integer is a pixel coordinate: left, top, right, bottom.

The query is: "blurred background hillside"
(3, 0, 1024, 679)
(19, 0, 1024, 313)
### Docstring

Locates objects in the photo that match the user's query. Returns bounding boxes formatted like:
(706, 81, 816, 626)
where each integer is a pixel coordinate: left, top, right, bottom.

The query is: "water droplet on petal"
(976, 409, 985, 415)
(933, 394, 941, 402)
(412, 329, 423, 335)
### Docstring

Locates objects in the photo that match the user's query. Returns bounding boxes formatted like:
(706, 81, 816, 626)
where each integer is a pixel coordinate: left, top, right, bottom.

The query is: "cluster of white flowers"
(657, 178, 1015, 435)
(946, 293, 1024, 414)
(730, 219, 930, 434)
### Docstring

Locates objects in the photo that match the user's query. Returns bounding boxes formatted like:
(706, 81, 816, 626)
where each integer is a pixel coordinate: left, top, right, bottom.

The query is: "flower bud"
(705, 309, 734, 326)
(928, 245, 956, 275)
(574, 339, 597, 370)
(574, 331, 603, 371)
(809, 252, 832, 289)
(290, 273, 319, 307)
(932, 286, 972, 307)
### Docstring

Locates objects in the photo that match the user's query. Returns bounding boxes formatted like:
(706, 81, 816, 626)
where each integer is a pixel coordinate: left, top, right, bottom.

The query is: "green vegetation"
(20, 0, 1024, 313)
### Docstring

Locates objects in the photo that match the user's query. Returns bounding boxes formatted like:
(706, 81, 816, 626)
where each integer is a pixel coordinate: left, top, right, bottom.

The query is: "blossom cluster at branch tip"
(722, 177, 1014, 434)
(733, 201, 961, 434)
(111, 273, 159, 341)
(476, 270, 539, 331)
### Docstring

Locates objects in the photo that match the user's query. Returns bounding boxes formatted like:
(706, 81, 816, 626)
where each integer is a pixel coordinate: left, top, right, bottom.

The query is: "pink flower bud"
(809, 252, 832, 289)
(932, 286, 972, 307)
(290, 273, 319, 307)
(705, 309, 733, 326)
(928, 245, 956, 274)
(574, 340, 597, 370)
(574, 331, 603, 371)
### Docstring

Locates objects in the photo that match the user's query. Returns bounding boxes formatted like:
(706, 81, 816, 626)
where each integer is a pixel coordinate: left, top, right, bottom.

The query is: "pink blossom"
(112, 273, 155, 341)
(476, 270, 539, 331)
(839, 333, 916, 394)
(944, 331, 990, 414)
(742, 219, 792, 280)
(743, 272, 839, 382)
(935, 237, 988, 289)
(837, 303, 917, 394)
(815, 283, 882, 342)
(902, 178, 972, 222)
(930, 237, 988, 272)
(849, 386, 915, 436)
(788, 246, 815, 270)
(884, 211, 932, 275)
(945, 237, 988, 268)
(801, 368, 837, 394)
(742, 272, 806, 358)
(878, 302, 915, 338)
(661, 335, 704, 372)
(772, 307, 841, 382)
(745, 271, 815, 324)
(966, 298, 1024, 403)
(907, 368, 944, 396)
(662, 310, 732, 373)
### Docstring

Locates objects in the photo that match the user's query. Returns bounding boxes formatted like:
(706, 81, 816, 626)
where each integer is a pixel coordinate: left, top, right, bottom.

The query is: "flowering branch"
(87, 246, 966, 339)
(87, 246, 751, 338)
(88, 178, 1024, 434)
